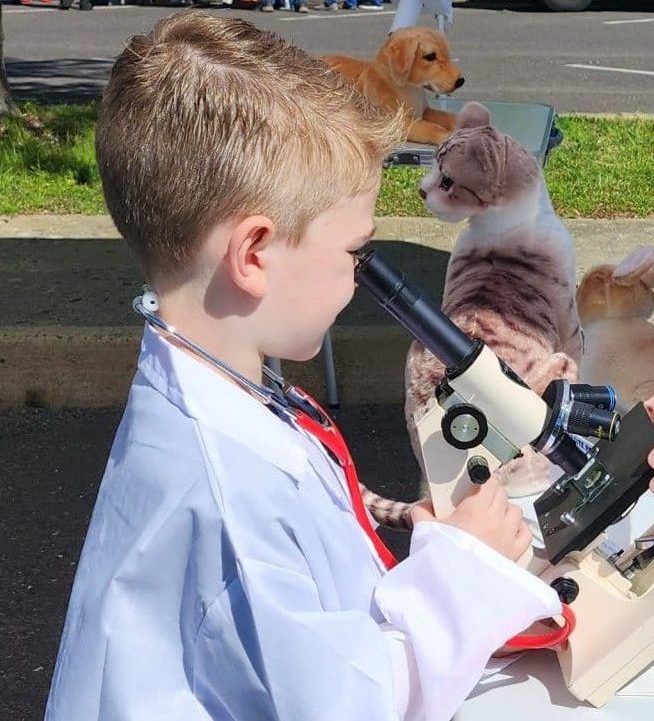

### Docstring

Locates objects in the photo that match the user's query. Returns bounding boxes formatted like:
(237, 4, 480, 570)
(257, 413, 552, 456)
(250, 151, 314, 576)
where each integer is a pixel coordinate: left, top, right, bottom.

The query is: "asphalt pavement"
(3, 0, 654, 112)
(0, 404, 416, 721)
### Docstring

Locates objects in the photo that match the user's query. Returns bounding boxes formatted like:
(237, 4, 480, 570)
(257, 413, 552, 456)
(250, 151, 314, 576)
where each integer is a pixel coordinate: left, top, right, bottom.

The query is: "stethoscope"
(133, 287, 326, 426)
(132, 287, 576, 649)
(132, 286, 398, 570)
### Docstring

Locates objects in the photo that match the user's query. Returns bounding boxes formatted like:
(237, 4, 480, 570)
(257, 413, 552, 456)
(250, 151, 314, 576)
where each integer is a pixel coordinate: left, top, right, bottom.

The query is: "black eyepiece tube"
(354, 249, 476, 369)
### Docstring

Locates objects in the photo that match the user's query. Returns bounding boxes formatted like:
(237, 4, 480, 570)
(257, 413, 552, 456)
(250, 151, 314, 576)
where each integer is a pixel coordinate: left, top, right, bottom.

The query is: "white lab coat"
(45, 324, 561, 721)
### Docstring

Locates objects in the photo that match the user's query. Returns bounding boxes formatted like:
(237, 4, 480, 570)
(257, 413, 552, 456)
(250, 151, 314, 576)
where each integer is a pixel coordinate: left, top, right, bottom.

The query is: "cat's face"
(419, 126, 540, 223)
(419, 158, 485, 222)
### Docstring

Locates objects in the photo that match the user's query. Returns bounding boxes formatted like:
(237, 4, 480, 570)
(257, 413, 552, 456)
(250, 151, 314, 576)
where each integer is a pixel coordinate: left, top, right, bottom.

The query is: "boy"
(45, 12, 565, 721)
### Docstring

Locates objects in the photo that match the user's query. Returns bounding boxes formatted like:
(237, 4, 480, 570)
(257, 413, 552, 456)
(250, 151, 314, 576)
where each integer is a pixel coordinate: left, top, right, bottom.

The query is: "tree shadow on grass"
(5, 57, 111, 103)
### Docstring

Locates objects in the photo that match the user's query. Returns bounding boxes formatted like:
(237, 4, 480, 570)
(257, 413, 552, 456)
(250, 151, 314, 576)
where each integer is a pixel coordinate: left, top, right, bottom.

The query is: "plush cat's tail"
(359, 483, 416, 530)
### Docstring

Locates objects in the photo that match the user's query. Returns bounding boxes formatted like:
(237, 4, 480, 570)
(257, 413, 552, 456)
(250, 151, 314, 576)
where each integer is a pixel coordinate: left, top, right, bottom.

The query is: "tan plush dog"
(320, 27, 464, 146)
(577, 246, 654, 413)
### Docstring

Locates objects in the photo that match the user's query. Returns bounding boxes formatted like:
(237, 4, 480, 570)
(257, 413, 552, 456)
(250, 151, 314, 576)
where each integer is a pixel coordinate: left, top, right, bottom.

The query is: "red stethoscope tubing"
(293, 388, 575, 652)
(295, 408, 398, 570)
(504, 603, 576, 650)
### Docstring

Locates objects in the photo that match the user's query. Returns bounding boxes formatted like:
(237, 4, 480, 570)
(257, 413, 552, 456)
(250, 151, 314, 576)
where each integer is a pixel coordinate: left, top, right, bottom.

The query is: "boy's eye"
(349, 240, 371, 261)
(440, 174, 454, 191)
(423, 52, 437, 62)
(357, 240, 372, 254)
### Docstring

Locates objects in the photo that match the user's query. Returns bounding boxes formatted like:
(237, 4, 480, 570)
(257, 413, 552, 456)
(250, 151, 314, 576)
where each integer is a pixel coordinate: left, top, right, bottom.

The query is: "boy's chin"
(288, 344, 323, 364)
(280, 339, 325, 364)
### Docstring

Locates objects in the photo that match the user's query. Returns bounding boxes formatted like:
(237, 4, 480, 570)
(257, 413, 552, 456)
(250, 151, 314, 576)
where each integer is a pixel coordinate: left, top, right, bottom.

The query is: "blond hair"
(96, 11, 406, 274)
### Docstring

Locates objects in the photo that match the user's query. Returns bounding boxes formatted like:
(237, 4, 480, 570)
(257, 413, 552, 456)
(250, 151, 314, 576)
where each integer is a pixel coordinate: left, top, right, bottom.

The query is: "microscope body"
(538, 533, 654, 707)
(417, 386, 654, 707)
(415, 343, 546, 511)
(355, 247, 654, 706)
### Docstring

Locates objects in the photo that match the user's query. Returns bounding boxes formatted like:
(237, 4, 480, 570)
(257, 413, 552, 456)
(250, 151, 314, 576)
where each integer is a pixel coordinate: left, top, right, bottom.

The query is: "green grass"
(1, 104, 653, 217)
(0, 102, 105, 214)
(377, 115, 654, 218)
(545, 116, 654, 218)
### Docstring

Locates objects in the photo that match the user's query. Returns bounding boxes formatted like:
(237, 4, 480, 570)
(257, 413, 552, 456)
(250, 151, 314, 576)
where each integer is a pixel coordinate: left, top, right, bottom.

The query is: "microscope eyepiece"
(353, 248, 477, 370)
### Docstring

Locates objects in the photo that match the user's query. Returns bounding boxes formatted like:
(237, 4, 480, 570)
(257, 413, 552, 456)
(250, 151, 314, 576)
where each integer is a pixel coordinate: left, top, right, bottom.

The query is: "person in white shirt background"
(44, 10, 654, 721)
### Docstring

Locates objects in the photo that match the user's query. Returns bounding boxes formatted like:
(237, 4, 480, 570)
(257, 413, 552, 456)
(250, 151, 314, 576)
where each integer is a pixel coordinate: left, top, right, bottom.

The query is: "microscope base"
(539, 543, 654, 707)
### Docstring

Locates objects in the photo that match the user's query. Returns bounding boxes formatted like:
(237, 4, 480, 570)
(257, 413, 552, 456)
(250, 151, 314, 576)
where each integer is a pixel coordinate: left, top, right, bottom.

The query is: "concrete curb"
(0, 325, 412, 408)
(1, 215, 653, 408)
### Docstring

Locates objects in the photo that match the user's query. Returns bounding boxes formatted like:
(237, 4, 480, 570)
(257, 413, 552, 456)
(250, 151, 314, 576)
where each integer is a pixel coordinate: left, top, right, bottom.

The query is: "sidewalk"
(1, 214, 653, 408)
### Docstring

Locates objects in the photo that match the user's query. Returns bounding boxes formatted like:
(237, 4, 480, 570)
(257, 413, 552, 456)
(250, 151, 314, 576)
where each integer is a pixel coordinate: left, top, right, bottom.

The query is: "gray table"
(457, 491, 654, 720)
(389, 97, 557, 168)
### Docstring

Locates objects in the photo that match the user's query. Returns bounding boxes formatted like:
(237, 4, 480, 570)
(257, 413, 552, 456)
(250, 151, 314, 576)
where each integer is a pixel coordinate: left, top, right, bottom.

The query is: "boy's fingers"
(644, 395, 654, 424)
(486, 480, 508, 513)
(469, 474, 500, 504)
(508, 519, 532, 557)
(410, 500, 436, 525)
(505, 503, 523, 534)
(513, 522, 533, 560)
(413, 497, 435, 514)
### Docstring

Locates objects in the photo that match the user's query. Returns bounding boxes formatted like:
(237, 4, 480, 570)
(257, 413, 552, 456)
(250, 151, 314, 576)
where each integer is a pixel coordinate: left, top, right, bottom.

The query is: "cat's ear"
(456, 101, 490, 130)
(613, 246, 654, 288)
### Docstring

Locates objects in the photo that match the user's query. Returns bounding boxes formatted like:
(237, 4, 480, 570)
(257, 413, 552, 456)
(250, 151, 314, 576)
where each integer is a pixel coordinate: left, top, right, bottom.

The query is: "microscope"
(354, 248, 654, 707)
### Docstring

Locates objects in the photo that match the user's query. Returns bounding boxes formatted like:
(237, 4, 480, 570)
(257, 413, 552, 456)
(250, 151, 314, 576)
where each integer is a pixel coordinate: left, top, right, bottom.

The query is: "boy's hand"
(411, 477, 532, 562)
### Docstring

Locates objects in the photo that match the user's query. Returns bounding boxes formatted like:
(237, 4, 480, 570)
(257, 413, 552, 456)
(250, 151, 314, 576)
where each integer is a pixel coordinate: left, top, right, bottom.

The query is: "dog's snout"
(418, 188, 426, 200)
(454, 77, 465, 89)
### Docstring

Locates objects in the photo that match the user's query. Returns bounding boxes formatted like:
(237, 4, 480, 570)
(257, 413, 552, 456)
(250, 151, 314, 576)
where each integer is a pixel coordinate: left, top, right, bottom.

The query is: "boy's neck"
(157, 296, 265, 389)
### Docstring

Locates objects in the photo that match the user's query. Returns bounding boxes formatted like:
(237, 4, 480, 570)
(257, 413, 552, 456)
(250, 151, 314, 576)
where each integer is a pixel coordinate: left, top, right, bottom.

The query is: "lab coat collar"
(137, 323, 309, 481)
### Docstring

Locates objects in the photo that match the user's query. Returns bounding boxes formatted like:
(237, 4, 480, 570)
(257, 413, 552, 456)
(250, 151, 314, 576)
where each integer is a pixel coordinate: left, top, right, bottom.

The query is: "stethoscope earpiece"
(141, 287, 160, 312)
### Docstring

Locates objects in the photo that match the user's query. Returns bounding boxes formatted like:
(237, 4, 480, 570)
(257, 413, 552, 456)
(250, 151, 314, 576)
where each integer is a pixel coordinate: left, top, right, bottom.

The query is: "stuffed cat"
(405, 101, 583, 500)
(576, 245, 654, 413)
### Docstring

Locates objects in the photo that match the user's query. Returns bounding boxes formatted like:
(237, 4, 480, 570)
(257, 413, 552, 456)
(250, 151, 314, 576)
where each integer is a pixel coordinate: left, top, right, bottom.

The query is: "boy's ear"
(225, 215, 275, 298)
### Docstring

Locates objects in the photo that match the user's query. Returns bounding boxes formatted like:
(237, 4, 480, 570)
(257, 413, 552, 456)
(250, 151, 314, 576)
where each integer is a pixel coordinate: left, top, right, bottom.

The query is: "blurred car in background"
(541, 0, 596, 9)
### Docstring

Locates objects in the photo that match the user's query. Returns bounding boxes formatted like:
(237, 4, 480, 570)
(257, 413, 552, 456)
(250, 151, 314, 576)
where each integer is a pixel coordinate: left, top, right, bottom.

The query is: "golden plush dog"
(321, 27, 464, 146)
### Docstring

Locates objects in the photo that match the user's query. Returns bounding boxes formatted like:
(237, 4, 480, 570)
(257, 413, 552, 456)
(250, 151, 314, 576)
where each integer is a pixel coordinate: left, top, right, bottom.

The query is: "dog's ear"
(386, 33, 420, 86)
(613, 246, 654, 288)
(456, 101, 491, 130)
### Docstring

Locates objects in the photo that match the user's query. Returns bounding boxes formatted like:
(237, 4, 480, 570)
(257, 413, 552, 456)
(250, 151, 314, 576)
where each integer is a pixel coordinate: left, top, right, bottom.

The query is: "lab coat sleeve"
(193, 523, 559, 721)
(375, 521, 563, 721)
(193, 556, 399, 721)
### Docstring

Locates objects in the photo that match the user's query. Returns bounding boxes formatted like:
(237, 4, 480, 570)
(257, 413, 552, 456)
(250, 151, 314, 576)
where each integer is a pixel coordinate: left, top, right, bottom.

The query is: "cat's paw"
(526, 352, 578, 395)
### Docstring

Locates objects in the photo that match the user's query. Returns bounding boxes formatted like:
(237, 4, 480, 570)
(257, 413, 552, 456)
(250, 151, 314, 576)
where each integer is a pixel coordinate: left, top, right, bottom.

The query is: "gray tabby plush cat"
(405, 101, 583, 501)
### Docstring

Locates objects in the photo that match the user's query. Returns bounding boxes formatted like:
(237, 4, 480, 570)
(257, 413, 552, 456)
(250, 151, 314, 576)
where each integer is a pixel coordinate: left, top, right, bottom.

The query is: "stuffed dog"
(320, 27, 464, 146)
(577, 246, 654, 413)
(406, 102, 583, 498)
